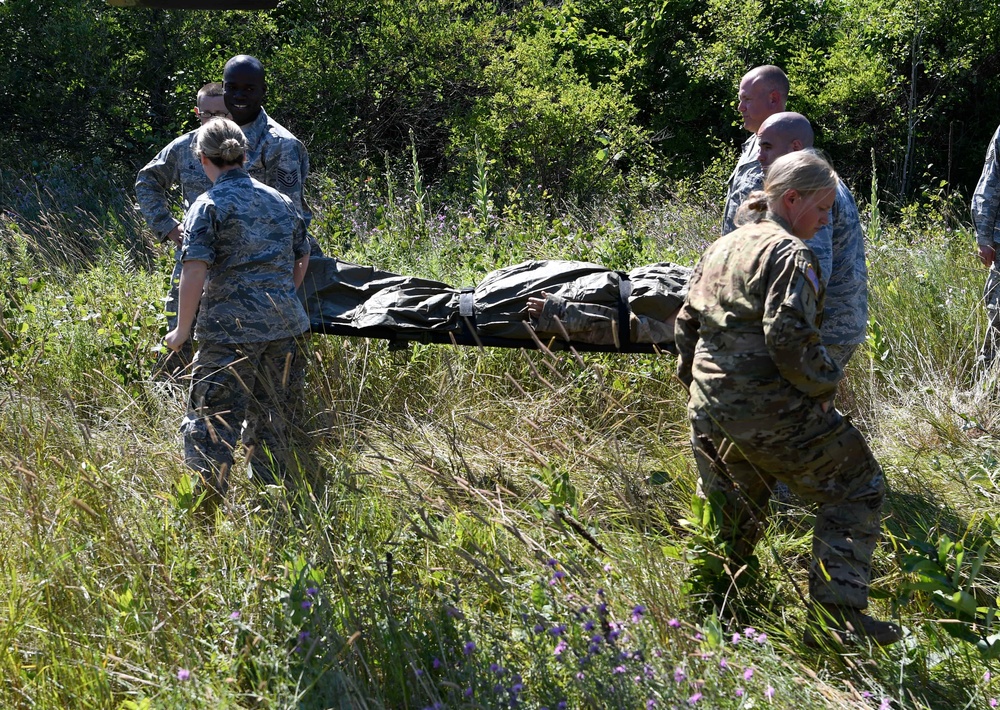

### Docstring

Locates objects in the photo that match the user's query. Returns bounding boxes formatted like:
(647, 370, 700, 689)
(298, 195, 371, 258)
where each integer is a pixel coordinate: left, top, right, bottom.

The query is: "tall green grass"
(1, 162, 999, 708)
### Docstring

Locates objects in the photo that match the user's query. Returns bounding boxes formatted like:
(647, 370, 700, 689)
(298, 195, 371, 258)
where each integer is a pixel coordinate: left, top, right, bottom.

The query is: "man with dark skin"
(222, 54, 322, 255)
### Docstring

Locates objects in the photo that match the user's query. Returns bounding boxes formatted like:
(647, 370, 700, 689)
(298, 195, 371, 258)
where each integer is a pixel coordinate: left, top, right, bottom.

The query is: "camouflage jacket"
(135, 130, 212, 242)
(972, 124, 1000, 249)
(240, 108, 321, 255)
(808, 180, 868, 345)
(675, 216, 841, 421)
(181, 168, 310, 343)
(722, 134, 760, 235)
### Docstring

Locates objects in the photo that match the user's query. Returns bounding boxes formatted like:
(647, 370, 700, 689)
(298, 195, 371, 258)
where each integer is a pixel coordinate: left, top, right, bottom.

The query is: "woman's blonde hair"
(194, 118, 247, 167)
(736, 149, 838, 226)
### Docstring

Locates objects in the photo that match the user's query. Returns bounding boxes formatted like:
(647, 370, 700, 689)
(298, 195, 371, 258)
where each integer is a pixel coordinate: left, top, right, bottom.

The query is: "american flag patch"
(804, 264, 820, 294)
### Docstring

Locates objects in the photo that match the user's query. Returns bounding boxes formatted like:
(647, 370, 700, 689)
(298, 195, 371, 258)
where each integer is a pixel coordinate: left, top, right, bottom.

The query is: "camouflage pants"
(181, 336, 307, 498)
(691, 403, 884, 609)
(982, 266, 1000, 367)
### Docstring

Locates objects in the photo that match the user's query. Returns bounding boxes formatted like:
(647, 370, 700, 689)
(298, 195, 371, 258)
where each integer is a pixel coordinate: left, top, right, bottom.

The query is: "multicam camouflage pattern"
(723, 168, 868, 350)
(240, 107, 322, 256)
(972, 125, 1000, 250)
(722, 134, 761, 235)
(182, 336, 307, 495)
(808, 180, 868, 347)
(675, 216, 884, 609)
(690, 411, 884, 609)
(181, 168, 310, 343)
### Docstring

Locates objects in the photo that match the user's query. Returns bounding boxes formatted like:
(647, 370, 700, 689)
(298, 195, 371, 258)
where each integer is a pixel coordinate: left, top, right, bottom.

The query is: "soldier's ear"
(790, 139, 803, 152)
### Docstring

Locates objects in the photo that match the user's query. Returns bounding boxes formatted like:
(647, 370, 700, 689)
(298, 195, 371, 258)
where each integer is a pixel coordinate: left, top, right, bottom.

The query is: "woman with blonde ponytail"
(164, 118, 311, 505)
(674, 151, 901, 648)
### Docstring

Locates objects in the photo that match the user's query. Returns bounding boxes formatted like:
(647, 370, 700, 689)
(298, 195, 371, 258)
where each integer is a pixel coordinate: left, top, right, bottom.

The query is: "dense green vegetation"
(4, 0, 1000, 201)
(4, 0, 1000, 708)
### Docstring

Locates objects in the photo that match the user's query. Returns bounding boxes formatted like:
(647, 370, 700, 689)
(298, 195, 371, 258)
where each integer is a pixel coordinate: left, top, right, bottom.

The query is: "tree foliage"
(2, 0, 1000, 202)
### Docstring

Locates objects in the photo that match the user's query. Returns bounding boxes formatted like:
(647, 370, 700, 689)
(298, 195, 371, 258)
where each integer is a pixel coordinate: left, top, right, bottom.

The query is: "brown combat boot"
(803, 603, 902, 648)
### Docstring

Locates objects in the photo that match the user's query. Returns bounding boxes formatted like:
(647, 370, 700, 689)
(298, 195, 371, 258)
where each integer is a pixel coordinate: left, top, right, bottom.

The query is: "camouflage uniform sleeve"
(180, 198, 217, 266)
(135, 139, 184, 241)
(722, 162, 763, 236)
(266, 136, 312, 228)
(806, 224, 833, 288)
(972, 125, 1000, 249)
(291, 202, 310, 261)
(674, 262, 704, 388)
(533, 294, 615, 344)
(762, 242, 841, 399)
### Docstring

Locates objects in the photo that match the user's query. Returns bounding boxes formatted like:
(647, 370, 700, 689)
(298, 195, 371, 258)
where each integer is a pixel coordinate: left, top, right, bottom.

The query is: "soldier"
(752, 112, 869, 367)
(676, 151, 900, 647)
(722, 65, 788, 235)
(972, 124, 1000, 367)
(222, 54, 322, 256)
(136, 82, 231, 377)
(164, 119, 311, 504)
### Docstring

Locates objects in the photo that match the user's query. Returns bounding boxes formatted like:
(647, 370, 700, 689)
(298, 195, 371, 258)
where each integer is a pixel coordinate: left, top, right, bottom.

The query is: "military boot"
(803, 603, 902, 648)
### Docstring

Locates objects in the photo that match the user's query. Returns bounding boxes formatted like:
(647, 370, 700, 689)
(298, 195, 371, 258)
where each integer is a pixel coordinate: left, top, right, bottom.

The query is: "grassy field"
(2, 163, 1000, 709)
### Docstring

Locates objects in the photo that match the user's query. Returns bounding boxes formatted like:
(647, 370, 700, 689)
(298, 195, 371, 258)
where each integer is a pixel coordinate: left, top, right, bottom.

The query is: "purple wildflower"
(735, 687, 744, 697)
(432, 657, 441, 669)
(719, 657, 728, 671)
(688, 692, 702, 705)
(463, 641, 476, 655)
(300, 600, 312, 610)
(576, 672, 585, 681)
(646, 700, 656, 709)
(584, 620, 595, 631)
(991, 700, 998, 708)
(534, 623, 545, 633)
(755, 633, 768, 644)
(554, 570, 566, 580)
(549, 625, 566, 637)
(464, 688, 473, 698)
(554, 640, 568, 657)
(177, 668, 190, 681)
(631, 605, 646, 623)
(674, 667, 686, 683)
(229, 611, 240, 620)
(547, 558, 558, 567)
(668, 618, 681, 628)
(765, 686, 775, 700)
(731, 632, 741, 644)
(306, 586, 318, 596)
(614, 665, 626, 674)
(743, 667, 754, 681)
(879, 700, 891, 710)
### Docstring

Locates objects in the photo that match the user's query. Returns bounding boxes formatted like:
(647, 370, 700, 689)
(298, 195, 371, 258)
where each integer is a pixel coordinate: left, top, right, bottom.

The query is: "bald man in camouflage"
(722, 65, 789, 235)
(731, 112, 869, 367)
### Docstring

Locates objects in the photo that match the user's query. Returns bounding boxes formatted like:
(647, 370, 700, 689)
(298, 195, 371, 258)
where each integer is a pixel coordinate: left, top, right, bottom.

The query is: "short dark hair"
(198, 82, 224, 100)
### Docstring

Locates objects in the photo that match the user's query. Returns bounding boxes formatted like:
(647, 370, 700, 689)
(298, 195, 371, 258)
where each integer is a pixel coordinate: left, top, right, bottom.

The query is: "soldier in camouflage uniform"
(676, 151, 900, 646)
(136, 82, 231, 377)
(164, 119, 311, 502)
(972, 124, 1000, 367)
(722, 65, 788, 235)
(734, 113, 869, 367)
(223, 54, 322, 257)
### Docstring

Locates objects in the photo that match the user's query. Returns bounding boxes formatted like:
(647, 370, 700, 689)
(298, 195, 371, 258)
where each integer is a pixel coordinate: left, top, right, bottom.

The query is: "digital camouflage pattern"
(182, 336, 307, 495)
(181, 168, 310, 344)
(675, 216, 885, 609)
(135, 130, 213, 243)
(972, 125, 1000, 364)
(722, 134, 760, 235)
(813, 180, 868, 346)
(972, 124, 1000, 250)
(135, 129, 212, 372)
(240, 107, 322, 256)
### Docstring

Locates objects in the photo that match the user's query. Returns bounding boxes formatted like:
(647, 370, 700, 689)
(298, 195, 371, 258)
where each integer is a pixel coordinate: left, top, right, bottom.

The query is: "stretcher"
(299, 257, 690, 354)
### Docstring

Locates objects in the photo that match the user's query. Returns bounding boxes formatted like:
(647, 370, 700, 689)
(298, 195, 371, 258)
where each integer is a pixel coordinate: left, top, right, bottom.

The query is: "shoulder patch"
(804, 263, 820, 294)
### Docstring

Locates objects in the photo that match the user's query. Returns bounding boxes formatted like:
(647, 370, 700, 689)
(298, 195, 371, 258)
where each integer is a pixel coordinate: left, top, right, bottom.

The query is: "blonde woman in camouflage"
(164, 118, 311, 506)
(674, 151, 901, 647)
